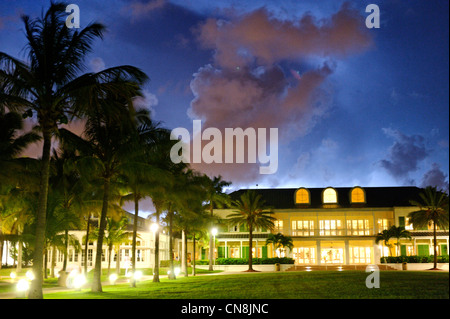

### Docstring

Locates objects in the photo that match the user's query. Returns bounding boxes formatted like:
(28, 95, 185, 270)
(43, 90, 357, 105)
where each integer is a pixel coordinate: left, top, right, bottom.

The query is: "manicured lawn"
(42, 271, 449, 299)
(0, 267, 220, 294)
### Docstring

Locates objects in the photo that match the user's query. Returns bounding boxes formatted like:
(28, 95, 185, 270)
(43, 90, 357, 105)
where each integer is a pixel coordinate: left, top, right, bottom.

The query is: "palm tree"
(0, 110, 40, 161)
(0, 2, 148, 298)
(59, 104, 148, 292)
(227, 191, 275, 272)
(409, 186, 449, 269)
(266, 233, 294, 258)
(171, 171, 208, 277)
(389, 226, 411, 257)
(0, 110, 39, 268)
(204, 175, 231, 271)
(90, 216, 133, 277)
(375, 229, 394, 257)
(0, 157, 41, 271)
(120, 117, 170, 287)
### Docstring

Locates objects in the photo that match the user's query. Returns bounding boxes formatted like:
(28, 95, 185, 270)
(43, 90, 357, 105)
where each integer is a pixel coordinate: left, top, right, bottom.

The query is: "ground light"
(134, 270, 143, 281)
(25, 270, 34, 281)
(73, 273, 86, 291)
(10, 271, 16, 283)
(16, 279, 29, 298)
(109, 273, 118, 285)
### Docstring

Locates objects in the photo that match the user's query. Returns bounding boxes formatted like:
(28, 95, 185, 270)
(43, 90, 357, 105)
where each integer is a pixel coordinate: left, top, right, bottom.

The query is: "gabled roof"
(228, 186, 424, 209)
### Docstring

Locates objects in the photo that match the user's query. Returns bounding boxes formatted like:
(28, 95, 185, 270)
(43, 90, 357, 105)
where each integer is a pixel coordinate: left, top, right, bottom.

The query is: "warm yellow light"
(295, 188, 309, 204)
(211, 228, 218, 236)
(323, 188, 337, 203)
(351, 188, 365, 203)
(150, 223, 158, 232)
(73, 274, 86, 289)
(134, 271, 143, 281)
(109, 273, 118, 284)
(25, 270, 34, 281)
(17, 279, 30, 292)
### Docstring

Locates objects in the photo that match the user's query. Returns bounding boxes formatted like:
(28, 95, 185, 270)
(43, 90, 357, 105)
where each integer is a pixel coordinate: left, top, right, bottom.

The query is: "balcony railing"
(291, 229, 377, 237)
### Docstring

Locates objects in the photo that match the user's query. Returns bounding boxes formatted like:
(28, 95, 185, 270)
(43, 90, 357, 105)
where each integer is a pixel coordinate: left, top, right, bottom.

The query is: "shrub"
(380, 255, 449, 263)
(212, 257, 295, 265)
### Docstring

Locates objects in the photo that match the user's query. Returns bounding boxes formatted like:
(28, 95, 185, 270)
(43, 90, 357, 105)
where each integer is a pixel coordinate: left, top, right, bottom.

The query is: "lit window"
(295, 188, 310, 204)
(274, 220, 283, 232)
(323, 188, 337, 204)
(351, 187, 365, 203)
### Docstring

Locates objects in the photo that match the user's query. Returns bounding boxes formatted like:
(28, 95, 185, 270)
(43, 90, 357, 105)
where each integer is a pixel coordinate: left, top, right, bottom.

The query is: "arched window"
(323, 187, 337, 204)
(351, 187, 365, 203)
(295, 188, 310, 204)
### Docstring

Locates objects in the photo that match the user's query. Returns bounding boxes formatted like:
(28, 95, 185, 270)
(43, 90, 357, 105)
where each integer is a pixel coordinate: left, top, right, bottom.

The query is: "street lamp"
(150, 223, 158, 233)
(211, 227, 218, 268)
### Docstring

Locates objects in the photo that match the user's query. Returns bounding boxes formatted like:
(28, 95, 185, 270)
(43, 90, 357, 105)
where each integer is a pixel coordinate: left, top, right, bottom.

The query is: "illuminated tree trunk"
(28, 130, 51, 299)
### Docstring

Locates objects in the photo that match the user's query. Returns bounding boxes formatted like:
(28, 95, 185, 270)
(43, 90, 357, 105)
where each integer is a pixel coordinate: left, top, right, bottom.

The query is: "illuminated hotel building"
(211, 187, 449, 265)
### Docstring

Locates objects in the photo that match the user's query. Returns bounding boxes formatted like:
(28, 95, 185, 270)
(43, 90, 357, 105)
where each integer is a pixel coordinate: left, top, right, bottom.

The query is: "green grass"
(41, 271, 449, 299)
(0, 267, 221, 294)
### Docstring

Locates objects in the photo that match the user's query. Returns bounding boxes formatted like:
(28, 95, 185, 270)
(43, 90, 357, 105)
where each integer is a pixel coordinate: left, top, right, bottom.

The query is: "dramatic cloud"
(128, 0, 166, 18)
(380, 128, 429, 182)
(196, 4, 372, 68)
(420, 163, 449, 193)
(133, 89, 159, 116)
(89, 57, 106, 73)
(187, 3, 372, 183)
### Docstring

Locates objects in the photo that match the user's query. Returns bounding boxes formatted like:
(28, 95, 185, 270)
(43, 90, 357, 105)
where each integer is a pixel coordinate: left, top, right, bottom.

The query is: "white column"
(345, 239, 350, 265)
(240, 240, 243, 258)
(225, 240, 228, 258)
(316, 240, 321, 265)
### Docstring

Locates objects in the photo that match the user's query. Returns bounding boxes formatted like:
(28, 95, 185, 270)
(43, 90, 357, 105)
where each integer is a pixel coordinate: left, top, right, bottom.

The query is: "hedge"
(193, 257, 295, 265)
(380, 255, 449, 263)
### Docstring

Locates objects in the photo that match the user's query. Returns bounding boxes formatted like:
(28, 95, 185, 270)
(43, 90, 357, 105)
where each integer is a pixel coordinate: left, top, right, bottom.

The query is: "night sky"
(1, 0, 448, 215)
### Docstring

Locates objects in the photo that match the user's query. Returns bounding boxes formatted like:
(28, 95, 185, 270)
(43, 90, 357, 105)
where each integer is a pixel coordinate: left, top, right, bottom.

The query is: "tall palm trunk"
(183, 230, 188, 277)
(0, 238, 3, 270)
(168, 209, 175, 280)
(181, 230, 186, 274)
(208, 205, 214, 271)
(92, 176, 110, 292)
(84, 213, 91, 274)
(248, 225, 254, 271)
(29, 130, 52, 299)
(192, 235, 196, 276)
(17, 229, 23, 272)
(63, 229, 69, 271)
(51, 246, 56, 278)
(115, 246, 121, 275)
(153, 209, 161, 283)
(107, 245, 113, 276)
(433, 221, 438, 269)
(130, 193, 139, 287)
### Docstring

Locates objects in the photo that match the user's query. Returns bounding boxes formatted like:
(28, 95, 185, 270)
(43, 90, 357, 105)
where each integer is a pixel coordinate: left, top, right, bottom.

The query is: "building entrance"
(321, 248, 344, 264)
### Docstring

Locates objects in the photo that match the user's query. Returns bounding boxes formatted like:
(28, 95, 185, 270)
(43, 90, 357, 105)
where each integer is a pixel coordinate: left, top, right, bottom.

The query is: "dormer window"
(351, 187, 365, 203)
(295, 188, 310, 204)
(323, 187, 337, 204)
